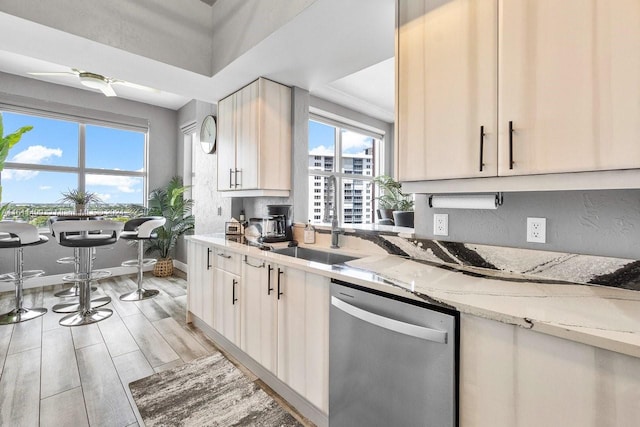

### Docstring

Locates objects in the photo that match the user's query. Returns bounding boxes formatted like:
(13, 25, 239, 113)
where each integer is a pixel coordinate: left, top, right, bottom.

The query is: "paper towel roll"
(429, 194, 500, 210)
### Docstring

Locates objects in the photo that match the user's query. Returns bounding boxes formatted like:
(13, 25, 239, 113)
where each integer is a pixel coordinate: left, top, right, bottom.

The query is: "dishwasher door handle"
(331, 296, 448, 344)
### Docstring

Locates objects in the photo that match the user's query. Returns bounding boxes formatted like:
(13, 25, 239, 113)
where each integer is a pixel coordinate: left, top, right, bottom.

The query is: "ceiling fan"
(28, 68, 160, 97)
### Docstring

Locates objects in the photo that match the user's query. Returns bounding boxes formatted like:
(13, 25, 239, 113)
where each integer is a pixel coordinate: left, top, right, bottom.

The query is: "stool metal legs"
(119, 241, 159, 301)
(59, 247, 112, 327)
(53, 247, 108, 313)
(0, 248, 47, 325)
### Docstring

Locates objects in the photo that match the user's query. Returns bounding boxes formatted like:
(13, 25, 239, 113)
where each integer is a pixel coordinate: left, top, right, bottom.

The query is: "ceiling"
(0, 0, 394, 122)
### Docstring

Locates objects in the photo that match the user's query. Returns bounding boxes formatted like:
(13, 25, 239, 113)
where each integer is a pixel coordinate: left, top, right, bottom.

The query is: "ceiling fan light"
(79, 72, 108, 90)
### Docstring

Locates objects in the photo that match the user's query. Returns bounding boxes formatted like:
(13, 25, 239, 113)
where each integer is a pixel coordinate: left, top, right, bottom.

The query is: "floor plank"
(97, 312, 140, 358)
(153, 317, 209, 362)
(76, 342, 137, 427)
(150, 290, 187, 321)
(7, 316, 42, 355)
(133, 297, 170, 322)
(100, 283, 142, 318)
(122, 313, 180, 367)
(112, 350, 155, 426)
(147, 276, 186, 298)
(153, 358, 185, 373)
(0, 347, 41, 427)
(41, 289, 66, 332)
(71, 323, 103, 349)
(40, 387, 89, 427)
(41, 328, 81, 398)
(0, 324, 13, 376)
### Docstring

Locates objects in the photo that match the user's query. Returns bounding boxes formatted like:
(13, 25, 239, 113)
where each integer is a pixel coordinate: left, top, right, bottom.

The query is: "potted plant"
(145, 176, 194, 277)
(0, 114, 33, 220)
(372, 174, 414, 227)
(60, 189, 102, 214)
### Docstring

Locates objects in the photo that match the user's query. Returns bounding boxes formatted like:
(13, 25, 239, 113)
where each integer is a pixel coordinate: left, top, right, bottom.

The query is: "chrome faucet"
(325, 175, 342, 248)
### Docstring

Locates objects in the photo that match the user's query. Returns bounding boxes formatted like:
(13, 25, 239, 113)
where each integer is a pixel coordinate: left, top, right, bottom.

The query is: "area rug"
(129, 351, 303, 426)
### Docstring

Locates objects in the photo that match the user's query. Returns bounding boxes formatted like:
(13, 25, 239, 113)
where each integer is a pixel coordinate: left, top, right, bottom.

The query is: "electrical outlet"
(434, 213, 449, 236)
(527, 217, 546, 243)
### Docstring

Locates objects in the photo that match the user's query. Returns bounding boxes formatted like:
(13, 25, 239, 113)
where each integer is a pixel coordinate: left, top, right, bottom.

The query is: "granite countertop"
(187, 234, 640, 359)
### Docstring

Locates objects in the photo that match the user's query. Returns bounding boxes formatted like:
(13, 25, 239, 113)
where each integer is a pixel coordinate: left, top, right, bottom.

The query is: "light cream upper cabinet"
(397, 0, 498, 181)
(216, 94, 236, 191)
(499, 0, 640, 176)
(398, 0, 640, 186)
(216, 77, 292, 196)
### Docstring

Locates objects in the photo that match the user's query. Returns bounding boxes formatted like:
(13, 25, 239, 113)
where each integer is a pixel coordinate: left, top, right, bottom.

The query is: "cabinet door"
(187, 241, 214, 322)
(397, 0, 498, 181)
(499, 0, 640, 175)
(276, 265, 308, 396)
(257, 78, 292, 190)
(217, 93, 236, 191)
(214, 268, 241, 345)
(241, 258, 278, 373)
(302, 273, 330, 413)
(235, 80, 259, 189)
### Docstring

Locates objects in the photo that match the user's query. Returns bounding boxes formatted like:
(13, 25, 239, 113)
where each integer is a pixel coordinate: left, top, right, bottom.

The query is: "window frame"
(308, 113, 384, 225)
(1, 105, 148, 208)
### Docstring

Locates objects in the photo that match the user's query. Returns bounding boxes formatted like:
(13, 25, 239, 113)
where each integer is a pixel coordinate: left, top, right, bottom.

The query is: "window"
(1, 110, 146, 225)
(308, 115, 383, 225)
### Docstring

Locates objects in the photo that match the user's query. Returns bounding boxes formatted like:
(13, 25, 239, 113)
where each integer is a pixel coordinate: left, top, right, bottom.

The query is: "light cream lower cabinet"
(460, 314, 640, 426)
(240, 256, 330, 414)
(212, 248, 241, 346)
(186, 240, 215, 328)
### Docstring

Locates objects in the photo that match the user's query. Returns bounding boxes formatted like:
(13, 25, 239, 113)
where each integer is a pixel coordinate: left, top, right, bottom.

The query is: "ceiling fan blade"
(100, 83, 117, 97)
(28, 71, 76, 76)
(111, 79, 161, 94)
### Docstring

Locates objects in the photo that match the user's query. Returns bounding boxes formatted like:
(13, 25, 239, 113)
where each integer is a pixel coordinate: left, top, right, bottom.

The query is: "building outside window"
(308, 115, 384, 225)
(1, 109, 147, 227)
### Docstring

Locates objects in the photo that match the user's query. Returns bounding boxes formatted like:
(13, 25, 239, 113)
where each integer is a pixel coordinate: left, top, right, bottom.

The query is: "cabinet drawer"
(215, 249, 241, 275)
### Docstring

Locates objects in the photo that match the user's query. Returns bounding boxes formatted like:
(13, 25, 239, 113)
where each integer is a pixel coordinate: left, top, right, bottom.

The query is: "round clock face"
(200, 115, 217, 154)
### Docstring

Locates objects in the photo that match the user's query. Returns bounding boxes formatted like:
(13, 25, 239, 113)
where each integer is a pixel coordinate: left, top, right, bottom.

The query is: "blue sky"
(1, 111, 144, 205)
(309, 120, 374, 157)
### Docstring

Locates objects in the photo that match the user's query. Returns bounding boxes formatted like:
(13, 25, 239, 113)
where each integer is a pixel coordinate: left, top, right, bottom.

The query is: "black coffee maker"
(261, 205, 293, 243)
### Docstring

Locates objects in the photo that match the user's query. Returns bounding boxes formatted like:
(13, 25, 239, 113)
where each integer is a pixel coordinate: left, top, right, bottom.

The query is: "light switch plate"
(434, 214, 448, 236)
(527, 217, 546, 243)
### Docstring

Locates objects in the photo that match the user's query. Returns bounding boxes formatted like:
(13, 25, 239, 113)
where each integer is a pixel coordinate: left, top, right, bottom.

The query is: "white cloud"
(2, 169, 39, 181)
(341, 131, 372, 154)
(11, 145, 62, 164)
(95, 193, 112, 201)
(39, 185, 52, 190)
(86, 175, 140, 193)
(310, 145, 334, 156)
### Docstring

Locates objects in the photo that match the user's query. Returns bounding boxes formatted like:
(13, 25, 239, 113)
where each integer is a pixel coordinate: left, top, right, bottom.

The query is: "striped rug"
(129, 351, 303, 426)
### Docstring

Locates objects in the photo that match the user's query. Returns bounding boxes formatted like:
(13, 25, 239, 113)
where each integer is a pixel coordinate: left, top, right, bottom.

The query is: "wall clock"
(200, 114, 217, 154)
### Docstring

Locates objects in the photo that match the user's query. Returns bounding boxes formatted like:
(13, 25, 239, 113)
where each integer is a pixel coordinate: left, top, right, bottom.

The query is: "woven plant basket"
(154, 257, 173, 277)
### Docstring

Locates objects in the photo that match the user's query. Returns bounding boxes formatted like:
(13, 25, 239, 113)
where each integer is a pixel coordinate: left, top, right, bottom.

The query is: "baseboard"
(0, 265, 153, 293)
(191, 315, 328, 427)
(173, 259, 187, 273)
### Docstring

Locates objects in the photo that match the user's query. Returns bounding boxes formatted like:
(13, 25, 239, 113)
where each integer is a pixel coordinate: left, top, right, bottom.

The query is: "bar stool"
(0, 222, 48, 325)
(51, 220, 123, 326)
(119, 216, 166, 301)
(48, 216, 102, 299)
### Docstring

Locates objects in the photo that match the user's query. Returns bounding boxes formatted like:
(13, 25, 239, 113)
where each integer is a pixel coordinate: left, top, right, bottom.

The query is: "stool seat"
(0, 222, 48, 325)
(59, 233, 118, 247)
(119, 216, 166, 302)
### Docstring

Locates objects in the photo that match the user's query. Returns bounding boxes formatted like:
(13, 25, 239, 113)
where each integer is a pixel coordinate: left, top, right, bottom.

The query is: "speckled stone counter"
(188, 232, 640, 358)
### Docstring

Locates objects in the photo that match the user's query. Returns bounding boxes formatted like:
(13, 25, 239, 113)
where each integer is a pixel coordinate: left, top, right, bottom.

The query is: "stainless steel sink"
(272, 247, 359, 265)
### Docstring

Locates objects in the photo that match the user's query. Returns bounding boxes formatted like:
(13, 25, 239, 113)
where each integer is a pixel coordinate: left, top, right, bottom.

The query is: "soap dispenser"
(303, 220, 315, 244)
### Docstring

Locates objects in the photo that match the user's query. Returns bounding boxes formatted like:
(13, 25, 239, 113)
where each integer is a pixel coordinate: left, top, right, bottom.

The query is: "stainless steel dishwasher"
(330, 279, 459, 427)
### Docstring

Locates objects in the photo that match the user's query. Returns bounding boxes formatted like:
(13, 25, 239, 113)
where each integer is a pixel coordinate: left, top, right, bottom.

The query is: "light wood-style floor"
(0, 272, 219, 427)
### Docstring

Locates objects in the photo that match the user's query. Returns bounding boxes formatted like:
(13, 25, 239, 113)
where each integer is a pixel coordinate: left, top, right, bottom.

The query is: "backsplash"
(299, 226, 640, 292)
